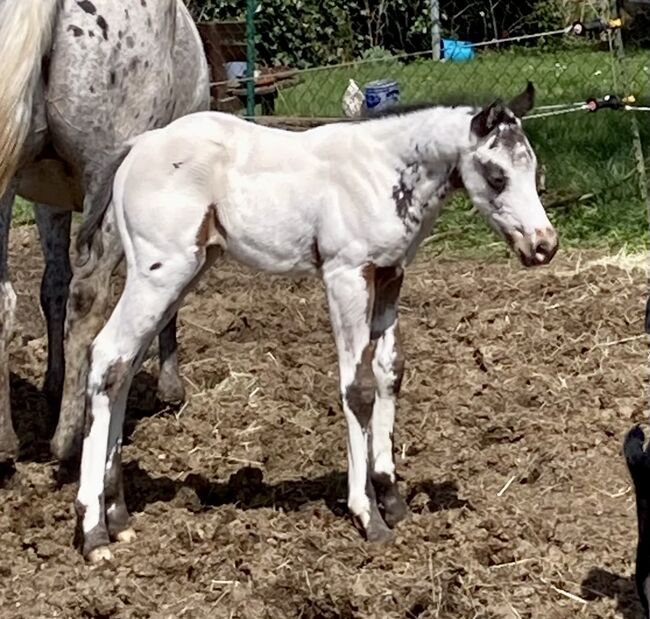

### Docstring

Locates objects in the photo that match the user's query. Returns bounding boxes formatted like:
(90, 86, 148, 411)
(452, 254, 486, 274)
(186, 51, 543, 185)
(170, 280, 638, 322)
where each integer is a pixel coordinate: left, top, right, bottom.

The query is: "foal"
(76, 83, 559, 561)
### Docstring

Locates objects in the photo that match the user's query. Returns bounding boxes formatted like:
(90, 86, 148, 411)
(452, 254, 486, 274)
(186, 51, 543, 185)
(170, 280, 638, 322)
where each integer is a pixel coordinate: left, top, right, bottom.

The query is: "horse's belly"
(225, 230, 317, 275)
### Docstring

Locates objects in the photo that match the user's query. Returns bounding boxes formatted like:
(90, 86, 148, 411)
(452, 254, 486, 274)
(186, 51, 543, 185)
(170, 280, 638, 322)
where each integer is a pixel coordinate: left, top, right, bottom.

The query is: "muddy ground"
(0, 225, 647, 618)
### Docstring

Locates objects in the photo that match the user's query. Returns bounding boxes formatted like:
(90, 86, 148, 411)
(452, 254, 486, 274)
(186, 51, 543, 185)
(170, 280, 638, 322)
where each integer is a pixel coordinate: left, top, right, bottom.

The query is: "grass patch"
(13, 197, 34, 226)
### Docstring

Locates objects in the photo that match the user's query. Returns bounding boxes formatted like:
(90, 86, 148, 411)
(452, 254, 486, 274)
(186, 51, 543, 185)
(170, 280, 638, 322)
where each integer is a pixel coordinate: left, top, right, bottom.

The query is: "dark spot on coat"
(89, 85, 95, 93)
(392, 164, 419, 221)
(102, 359, 129, 400)
(129, 58, 139, 72)
(109, 71, 116, 86)
(146, 16, 152, 29)
(370, 266, 403, 341)
(345, 342, 376, 428)
(310, 238, 322, 269)
(149, 262, 162, 271)
(172, 162, 183, 169)
(77, 0, 96, 15)
(124, 9, 130, 20)
(96, 15, 108, 40)
(144, 60, 150, 69)
(126, 35, 135, 48)
(141, 0, 147, 6)
(115, 41, 121, 51)
(68, 25, 84, 37)
(88, 30, 95, 37)
(118, 30, 124, 39)
(147, 114, 154, 124)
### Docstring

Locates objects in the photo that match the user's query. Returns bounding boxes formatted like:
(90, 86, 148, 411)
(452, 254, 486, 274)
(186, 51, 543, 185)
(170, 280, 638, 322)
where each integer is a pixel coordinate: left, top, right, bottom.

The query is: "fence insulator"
(585, 94, 635, 112)
(570, 17, 622, 36)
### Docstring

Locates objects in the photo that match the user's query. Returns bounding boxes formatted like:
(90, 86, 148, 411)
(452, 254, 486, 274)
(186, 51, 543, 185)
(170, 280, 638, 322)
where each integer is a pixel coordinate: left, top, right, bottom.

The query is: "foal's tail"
(75, 142, 135, 265)
(0, 0, 59, 196)
(624, 425, 650, 616)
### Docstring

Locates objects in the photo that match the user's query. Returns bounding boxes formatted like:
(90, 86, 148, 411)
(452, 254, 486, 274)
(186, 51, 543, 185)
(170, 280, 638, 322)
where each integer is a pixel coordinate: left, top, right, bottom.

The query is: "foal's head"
(459, 82, 558, 267)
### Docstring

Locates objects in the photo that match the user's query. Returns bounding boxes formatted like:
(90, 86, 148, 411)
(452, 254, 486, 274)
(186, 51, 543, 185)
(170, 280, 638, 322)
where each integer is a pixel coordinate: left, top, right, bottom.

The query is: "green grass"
(13, 197, 34, 225)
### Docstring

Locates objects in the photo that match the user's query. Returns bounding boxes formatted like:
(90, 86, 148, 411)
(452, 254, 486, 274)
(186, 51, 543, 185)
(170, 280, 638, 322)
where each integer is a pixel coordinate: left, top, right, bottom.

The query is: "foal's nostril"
(533, 229, 558, 264)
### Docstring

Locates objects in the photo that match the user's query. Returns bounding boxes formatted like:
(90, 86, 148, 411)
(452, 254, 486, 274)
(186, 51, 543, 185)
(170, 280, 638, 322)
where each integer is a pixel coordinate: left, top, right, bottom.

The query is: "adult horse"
(0, 0, 210, 463)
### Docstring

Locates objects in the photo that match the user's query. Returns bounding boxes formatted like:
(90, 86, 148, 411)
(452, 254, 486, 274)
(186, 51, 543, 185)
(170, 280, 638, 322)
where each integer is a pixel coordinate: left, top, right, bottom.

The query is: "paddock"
(0, 223, 645, 618)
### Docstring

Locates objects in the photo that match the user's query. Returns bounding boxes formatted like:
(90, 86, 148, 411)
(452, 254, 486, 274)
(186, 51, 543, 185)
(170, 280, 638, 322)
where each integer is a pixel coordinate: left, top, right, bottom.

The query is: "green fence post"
(246, 0, 257, 117)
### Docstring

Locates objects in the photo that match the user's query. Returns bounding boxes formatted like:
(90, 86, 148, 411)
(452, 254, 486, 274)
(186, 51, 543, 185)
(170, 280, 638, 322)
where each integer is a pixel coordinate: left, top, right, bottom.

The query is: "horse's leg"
(156, 314, 185, 404)
(368, 266, 409, 527)
(51, 207, 123, 462)
(323, 265, 393, 542)
(78, 244, 207, 561)
(0, 183, 18, 462)
(34, 204, 72, 415)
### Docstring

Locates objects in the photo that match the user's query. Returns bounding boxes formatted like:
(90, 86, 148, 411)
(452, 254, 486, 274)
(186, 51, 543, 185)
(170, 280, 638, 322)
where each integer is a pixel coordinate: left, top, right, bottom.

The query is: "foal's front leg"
(324, 265, 393, 542)
(369, 267, 409, 527)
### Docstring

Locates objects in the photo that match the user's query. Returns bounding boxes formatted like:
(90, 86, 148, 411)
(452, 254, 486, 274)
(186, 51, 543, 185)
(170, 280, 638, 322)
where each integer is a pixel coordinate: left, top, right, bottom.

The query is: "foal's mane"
(362, 96, 485, 121)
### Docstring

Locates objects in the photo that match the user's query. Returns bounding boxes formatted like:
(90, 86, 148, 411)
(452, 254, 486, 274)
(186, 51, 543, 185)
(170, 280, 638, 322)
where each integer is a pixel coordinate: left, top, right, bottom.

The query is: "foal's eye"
(485, 164, 507, 193)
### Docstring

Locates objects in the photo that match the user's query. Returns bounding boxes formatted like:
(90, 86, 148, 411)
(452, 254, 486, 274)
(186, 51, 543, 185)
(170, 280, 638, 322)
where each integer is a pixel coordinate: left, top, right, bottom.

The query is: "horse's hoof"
(365, 509, 395, 543)
(383, 493, 410, 528)
(87, 546, 113, 563)
(0, 432, 19, 463)
(115, 527, 136, 543)
(366, 520, 395, 543)
(156, 374, 185, 404)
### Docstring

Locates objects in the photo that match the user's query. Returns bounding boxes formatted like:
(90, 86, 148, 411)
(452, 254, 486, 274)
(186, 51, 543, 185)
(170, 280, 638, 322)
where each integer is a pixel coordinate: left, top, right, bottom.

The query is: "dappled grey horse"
(0, 0, 209, 463)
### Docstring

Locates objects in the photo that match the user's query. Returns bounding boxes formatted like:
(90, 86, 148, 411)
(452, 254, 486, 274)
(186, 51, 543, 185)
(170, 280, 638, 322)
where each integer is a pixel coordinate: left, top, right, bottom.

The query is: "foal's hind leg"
(156, 315, 186, 404)
(34, 205, 72, 415)
(52, 207, 123, 462)
(78, 251, 210, 561)
(0, 183, 18, 461)
(368, 267, 409, 527)
(324, 265, 393, 542)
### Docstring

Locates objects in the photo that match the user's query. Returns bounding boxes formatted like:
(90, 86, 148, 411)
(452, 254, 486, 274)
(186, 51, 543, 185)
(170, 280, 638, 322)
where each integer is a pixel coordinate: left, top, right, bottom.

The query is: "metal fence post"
(430, 0, 441, 60)
(608, 0, 648, 203)
(246, 0, 257, 117)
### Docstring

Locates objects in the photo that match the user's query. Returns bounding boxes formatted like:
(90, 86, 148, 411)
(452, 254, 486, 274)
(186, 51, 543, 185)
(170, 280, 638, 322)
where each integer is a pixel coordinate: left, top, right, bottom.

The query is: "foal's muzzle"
(506, 227, 559, 267)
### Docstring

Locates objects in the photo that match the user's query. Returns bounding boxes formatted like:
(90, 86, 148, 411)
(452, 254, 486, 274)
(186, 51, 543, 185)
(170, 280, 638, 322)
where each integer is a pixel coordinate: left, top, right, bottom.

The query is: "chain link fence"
(194, 0, 650, 247)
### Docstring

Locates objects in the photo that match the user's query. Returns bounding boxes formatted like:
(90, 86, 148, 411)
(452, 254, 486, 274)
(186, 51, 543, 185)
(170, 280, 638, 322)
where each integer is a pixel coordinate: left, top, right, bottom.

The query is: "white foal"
(75, 82, 558, 561)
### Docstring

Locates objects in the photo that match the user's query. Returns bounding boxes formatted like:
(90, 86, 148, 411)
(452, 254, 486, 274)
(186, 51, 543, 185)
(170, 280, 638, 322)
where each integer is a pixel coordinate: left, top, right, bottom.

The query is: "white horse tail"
(0, 0, 59, 196)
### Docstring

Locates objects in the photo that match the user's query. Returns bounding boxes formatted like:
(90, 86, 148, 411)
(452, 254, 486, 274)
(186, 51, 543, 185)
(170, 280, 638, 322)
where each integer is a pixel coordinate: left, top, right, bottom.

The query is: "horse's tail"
(0, 0, 59, 196)
(624, 425, 650, 615)
(75, 141, 134, 264)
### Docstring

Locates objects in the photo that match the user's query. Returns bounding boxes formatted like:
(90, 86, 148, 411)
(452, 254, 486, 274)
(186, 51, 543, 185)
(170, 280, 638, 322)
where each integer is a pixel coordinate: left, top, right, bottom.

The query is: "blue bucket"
(363, 79, 400, 113)
(441, 39, 475, 62)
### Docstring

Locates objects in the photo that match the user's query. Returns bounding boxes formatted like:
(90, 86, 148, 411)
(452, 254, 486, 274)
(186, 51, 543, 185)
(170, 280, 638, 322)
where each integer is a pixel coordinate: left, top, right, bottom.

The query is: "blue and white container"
(363, 79, 400, 113)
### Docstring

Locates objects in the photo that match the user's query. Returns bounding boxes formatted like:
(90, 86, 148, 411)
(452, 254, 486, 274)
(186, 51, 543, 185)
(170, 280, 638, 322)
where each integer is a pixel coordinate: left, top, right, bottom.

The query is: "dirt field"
(0, 225, 647, 619)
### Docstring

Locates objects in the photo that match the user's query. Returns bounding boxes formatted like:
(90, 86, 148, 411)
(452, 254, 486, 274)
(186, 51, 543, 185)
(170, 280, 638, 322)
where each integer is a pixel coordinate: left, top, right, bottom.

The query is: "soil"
(0, 225, 647, 619)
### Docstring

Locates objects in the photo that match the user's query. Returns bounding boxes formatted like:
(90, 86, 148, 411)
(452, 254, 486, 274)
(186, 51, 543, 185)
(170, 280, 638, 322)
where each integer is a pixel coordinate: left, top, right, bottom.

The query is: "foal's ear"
(508, 81, 536, 118)
(470, 99, 510, 138)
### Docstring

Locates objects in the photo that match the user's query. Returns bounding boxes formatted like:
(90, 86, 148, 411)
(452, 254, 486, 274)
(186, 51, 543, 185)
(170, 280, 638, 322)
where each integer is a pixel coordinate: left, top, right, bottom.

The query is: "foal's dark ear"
(470, 99, 510, 138)
(508, 81, 535, 118)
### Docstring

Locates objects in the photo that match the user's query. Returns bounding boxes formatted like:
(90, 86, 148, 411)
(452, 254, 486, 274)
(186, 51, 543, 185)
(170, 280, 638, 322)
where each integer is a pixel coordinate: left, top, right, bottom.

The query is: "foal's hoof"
(364, 507, 395, 544)
(366, 519, 395, 544)
(156, 374, 186, 405)
(383, 494, 410, 528)
(87, 546, 113, 563)
(115, 527, 137, 543)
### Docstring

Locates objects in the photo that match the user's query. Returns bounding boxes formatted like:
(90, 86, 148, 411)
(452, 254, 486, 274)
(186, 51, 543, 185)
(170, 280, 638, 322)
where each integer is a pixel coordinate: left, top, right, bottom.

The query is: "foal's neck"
(364, 106, 475, 170)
